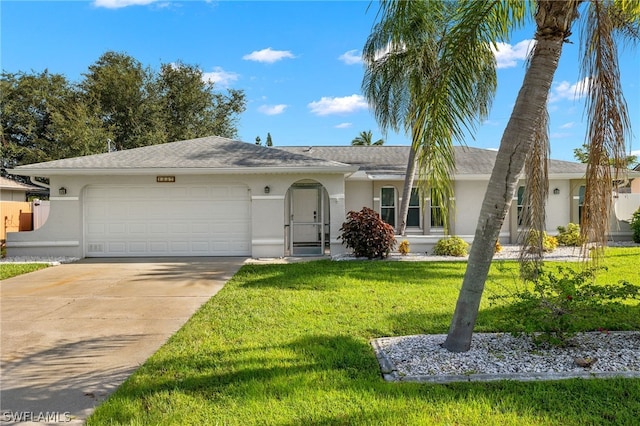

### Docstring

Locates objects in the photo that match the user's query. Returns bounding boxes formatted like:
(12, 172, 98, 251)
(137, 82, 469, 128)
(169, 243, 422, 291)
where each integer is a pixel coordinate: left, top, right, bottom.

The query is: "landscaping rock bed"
(372, 331, 640, 383)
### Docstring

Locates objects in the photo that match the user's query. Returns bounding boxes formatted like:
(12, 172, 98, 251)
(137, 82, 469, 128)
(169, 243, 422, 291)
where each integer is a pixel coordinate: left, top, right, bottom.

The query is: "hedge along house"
(7, 136, 638, 259)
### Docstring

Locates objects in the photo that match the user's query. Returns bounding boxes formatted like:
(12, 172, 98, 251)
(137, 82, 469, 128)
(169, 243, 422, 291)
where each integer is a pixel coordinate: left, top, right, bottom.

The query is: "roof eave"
(9, 165, 359, 177)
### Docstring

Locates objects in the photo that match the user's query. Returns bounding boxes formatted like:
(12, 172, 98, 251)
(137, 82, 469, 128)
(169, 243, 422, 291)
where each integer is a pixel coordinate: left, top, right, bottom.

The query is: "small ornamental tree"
(339, 207, 396, 259)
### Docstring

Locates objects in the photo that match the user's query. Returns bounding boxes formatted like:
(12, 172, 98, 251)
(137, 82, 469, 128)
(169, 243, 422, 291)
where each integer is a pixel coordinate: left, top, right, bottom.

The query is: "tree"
(442, 0, 635, 352)
(2, 51, 247, 168)
(80, 51, 164, 151)
(363, 1, 498, 235)
(266, 132, 273, 147)
(255, 136, 261, 145)
(367, 0, 636, 353)
(574, 142, 637, 167)
(1, 70, 109, 167)
(351, 130, 384, 146)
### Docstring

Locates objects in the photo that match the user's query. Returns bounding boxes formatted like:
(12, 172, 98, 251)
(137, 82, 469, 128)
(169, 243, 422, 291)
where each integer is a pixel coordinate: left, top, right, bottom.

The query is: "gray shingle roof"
(14, 136, 353, 172)
(13, 136, 589, 177)
(279, 146, 588, 176)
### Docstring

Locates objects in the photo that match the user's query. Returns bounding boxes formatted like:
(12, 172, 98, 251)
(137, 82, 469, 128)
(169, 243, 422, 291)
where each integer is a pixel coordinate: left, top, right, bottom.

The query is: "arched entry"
(285, 180, 330, 256)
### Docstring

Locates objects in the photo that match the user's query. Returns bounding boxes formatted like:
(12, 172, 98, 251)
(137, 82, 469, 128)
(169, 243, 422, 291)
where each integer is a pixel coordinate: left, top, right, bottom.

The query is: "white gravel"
(372, 331, 640, 383)
(0, 256, 80, 265)
(335, 242, 639, 262)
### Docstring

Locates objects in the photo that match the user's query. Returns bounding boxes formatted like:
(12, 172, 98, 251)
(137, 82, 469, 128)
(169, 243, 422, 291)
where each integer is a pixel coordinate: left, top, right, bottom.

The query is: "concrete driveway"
(0, 257, 245, 424)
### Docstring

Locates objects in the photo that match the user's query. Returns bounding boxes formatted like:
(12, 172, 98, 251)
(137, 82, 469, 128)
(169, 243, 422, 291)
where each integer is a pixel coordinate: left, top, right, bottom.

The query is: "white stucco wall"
(6, 172, 349, 258)
(344, 180, 372, 214)
(546, 179, 572, 233)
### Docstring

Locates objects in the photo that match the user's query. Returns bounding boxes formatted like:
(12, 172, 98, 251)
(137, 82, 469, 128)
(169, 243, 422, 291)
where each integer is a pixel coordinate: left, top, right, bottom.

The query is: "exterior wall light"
(59, 187, 67, 195)
(264, 186, 271, 194)
(553, 188, 560, 195)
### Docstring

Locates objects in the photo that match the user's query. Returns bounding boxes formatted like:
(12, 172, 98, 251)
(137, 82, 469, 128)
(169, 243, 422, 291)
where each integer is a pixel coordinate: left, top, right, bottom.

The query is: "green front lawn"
(0, 263, 49, 280)
(88, 247, 640, 425)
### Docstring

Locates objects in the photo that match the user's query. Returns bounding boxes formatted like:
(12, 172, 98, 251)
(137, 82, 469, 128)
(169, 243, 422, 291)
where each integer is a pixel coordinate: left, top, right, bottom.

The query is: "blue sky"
(1, 0, 638, 162)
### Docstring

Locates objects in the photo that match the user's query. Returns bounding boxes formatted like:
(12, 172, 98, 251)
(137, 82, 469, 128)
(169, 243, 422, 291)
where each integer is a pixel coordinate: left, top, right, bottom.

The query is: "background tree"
(574, 142, 637, 167)
(80, 51, 164, 151)
(1, 70, 108, 167)
(1, 51, 247, 173)
(351, 130, 384, 146)
(255, 136, 261, 145)
(266, 132, 273, 147)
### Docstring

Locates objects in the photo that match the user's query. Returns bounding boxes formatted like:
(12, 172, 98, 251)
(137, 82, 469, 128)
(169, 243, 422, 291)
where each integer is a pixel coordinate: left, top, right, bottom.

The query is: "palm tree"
(351, 130, 384, 146)
(368, 0, 637, 352)
(362, 1, 499, 236)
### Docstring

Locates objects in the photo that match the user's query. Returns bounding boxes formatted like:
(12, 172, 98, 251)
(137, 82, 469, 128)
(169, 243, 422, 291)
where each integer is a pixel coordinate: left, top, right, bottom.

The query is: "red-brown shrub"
(339, 207, 396, 259)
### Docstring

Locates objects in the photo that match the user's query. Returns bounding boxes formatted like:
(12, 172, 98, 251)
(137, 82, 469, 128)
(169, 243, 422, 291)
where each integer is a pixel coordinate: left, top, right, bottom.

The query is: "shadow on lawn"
(93, 333, 640, 425)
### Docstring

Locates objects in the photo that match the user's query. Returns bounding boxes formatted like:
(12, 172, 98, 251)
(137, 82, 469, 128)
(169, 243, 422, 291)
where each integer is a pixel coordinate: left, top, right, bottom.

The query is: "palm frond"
(579, 0, 632, 259)
(519, 109, 550, 277)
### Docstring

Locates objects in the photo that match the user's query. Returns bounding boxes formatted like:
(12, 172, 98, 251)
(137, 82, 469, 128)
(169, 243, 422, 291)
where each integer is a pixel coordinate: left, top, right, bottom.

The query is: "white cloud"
(335, 122, 353, 129)
(339, 50, 362, 65)
(242, 48, 295, 63)
(550, 132, 573, 139)
(93, 0, 158, 8)
(491, 39, 535, 69)
(560, 121, 577, 129)
(308, 95, 369, 116)
(258, 104, 288, 115)
(549, 77, 590, 103)
(631, 149, 640, 157)
(202, 67, 239, 88)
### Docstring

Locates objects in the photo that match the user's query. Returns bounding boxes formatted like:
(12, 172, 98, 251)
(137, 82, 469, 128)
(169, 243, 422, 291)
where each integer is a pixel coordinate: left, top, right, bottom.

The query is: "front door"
(289, 185, 325, 256)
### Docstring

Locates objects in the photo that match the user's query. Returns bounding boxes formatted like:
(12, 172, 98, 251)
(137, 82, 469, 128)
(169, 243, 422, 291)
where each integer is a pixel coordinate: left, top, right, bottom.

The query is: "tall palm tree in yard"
(351, 130, 385, 146)
(367, 0, 638, 353)
(362, 1, 499, 235)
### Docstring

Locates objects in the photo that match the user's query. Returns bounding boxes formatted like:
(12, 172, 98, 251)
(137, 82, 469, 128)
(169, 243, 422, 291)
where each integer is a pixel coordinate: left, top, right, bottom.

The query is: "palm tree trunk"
(443, 0, 579, 353)
(397, 143, 419, 235)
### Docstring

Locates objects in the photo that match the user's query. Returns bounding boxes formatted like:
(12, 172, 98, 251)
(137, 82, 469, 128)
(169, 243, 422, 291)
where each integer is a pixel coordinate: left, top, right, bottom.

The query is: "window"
(381, 187, 395, 227)
(517, 186, 525, 226)
(578, 185, 585, 225)
(430, 189, 444, 228)
(407, 188, 421, 228)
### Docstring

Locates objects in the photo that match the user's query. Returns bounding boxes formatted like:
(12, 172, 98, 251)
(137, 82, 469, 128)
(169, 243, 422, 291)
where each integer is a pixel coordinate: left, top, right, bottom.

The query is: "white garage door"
(84, 184, 251, 257)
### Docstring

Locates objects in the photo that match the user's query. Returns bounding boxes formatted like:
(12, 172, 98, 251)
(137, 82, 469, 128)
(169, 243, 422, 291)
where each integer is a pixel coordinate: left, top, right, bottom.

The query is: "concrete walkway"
(0, 257, 245, 425)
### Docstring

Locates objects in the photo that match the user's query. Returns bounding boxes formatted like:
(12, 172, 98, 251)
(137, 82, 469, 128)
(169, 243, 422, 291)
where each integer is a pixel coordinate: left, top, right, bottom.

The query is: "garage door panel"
(85, 184, 251, 257)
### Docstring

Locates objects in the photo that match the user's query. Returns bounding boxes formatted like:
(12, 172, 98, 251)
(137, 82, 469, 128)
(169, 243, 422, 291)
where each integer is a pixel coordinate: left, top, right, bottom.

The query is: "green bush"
(339, 207, 396, 259)
(525, 230, 558, 253)
(433, 236, 469, 257)
(490, 266, 640, 346)
(556, 223, 586, 246)
(631, 208, 640, 244)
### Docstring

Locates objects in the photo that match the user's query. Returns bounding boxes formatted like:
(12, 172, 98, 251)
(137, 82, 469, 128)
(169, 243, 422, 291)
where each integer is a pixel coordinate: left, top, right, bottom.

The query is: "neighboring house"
(0, 176, 46, 201)
(1, 176, 50, 240)
(6, 136, 640, 258)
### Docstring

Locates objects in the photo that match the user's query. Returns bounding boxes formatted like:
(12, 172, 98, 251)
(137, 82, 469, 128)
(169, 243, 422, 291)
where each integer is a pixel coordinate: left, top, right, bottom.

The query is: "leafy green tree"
(266, 132, 273, 147)
(351, 130, 384, 146)
(1, 71, 108, 166)
(156, 61, 246, 142)
(574, 142, 637, 167)
(369, 0, 637, 352)
(255, 136, 261, 145)
(80, 51, 165, 151)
